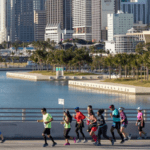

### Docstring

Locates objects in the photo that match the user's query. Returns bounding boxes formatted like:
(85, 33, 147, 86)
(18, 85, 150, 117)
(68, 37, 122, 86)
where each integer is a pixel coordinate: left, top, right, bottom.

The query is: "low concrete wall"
(69, 80, 150, 95)
(0, 121, 149, 139)
(6, 72, 103, 81)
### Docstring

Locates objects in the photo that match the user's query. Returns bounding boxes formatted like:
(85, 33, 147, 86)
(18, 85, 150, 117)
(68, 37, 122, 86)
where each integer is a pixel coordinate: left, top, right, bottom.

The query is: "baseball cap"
(118, 107, 123, 110)
(137, 107, 142, 110)
(75, 107, 79, 110)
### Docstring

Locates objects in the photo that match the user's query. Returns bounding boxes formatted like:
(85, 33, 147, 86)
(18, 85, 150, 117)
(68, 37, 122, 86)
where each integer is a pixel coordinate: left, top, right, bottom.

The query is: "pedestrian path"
(0, 140, 149, 150)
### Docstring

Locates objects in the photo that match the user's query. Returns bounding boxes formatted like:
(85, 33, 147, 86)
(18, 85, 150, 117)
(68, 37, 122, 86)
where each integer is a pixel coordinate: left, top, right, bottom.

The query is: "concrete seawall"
(6, 72, 103, 81)
(0, 121, 149, 139)
(68, 80, 150, 95)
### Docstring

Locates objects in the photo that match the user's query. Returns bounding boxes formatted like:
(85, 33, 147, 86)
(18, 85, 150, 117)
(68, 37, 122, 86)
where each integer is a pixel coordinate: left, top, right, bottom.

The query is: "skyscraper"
(115, 0, 121, 13)
(46, 0, 72, 30)
(92, 0, 115, 42)
(0, 0, 16, 43)
(34, 10, 46, 41)
(121, 0, 148, 24)
(15, 0, 45, 42)
(72, 0, 92, 41)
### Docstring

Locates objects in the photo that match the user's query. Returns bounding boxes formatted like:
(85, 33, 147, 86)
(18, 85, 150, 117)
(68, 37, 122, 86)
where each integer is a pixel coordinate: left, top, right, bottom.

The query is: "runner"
(37, 108, 57, 147)
(60, 110, 76, 146)
(96, 109, 114, 146)
(87, 110, 98, 144)
(73, 107, 87, 143)
(136, 107, 147, 139)
(109, 105, 125, 144)
(119, 107, 131, 141)
(0, 132, 5, 143)
(87, 105, 95, 132)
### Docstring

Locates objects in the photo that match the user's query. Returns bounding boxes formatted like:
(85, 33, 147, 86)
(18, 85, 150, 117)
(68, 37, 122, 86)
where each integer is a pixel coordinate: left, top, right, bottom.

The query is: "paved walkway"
(0, 140, 150, 150)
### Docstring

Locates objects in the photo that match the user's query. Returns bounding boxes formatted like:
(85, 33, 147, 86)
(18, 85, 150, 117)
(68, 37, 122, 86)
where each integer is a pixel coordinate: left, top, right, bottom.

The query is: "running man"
(119, 107, 131, 141)
(73, 107, 87, 143)
(60, 110, 76, 146)
(136, 107, 147, 139)
(37, 108, 57, 147)
(109, 105, 125, 144)
(96, 109, 114, 146)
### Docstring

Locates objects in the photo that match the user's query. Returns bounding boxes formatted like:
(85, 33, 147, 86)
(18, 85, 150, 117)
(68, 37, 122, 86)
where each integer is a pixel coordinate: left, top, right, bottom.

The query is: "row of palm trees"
(92, 53, 150, 81)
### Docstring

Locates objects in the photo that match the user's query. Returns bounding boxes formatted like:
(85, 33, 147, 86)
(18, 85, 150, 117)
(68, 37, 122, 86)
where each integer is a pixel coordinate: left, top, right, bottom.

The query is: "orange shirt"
(74, 111, 85, 122)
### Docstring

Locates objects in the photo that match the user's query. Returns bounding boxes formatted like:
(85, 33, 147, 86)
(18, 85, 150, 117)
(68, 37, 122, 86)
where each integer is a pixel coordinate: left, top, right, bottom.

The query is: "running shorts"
(112, 122, 121, 130)
(91, 127, 97, 132)
(43, 128, 50, 135)
(138, 120, 145, 131)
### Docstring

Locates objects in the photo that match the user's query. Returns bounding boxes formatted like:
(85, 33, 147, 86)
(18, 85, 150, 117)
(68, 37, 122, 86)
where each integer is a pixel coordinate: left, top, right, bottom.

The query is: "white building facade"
(72, 0, 92, 41)
(121, 0, 148, 24)
(107, 10, 133, 41)
(45, 24, 73, 44)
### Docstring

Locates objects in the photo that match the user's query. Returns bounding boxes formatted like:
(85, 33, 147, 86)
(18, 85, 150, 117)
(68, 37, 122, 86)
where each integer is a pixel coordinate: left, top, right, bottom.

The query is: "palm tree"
(104, 54, 113, 79)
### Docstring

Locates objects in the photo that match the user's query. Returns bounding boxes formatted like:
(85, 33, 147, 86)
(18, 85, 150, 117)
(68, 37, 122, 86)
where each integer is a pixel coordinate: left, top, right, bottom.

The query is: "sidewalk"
(0, 140, 149, 150)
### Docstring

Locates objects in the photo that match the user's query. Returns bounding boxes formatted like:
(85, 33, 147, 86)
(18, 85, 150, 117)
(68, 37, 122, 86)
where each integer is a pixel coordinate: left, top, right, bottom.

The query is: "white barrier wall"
(69, 81, 150, 94)
(0, 121, 149, 139)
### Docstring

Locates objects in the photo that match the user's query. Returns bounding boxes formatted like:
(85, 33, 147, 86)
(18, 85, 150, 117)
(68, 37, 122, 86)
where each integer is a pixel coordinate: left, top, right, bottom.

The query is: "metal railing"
(0, 108, 149, 122)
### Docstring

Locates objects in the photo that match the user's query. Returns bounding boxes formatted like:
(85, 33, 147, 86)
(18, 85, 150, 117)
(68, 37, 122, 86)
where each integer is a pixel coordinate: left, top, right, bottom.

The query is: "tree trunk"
(147, 66, 149, 81)
(119, 65, 122, 78)
(136, 68, 139, 80)
(125, 65, 127, 78)
(109, 66, 111, 79)
(140, 66, 143, 82)
(144, 66, 146, 80)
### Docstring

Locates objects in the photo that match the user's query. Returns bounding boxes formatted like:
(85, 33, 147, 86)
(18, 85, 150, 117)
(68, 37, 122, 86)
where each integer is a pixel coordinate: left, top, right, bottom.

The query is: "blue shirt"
(112, 109, 120, 122)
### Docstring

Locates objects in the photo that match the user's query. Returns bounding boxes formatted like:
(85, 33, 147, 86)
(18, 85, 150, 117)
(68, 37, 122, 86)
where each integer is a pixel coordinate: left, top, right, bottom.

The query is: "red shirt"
(74, 111, 85, 123)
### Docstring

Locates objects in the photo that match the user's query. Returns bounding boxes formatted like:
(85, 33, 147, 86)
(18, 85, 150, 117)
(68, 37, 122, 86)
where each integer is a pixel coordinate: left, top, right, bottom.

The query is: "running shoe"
(76, 139, 81, 143)
(93, 141, 97, 146)
(120, 140, 125, 144)
(83, 139, 88, 143)
(128, 134, 132, 140)
(43, 143, 48, 147)
(73, 137, 76, 143)
(96, 143, 101, 146)
(1, 139, 5, 143)
(52, 142, 57, 147)
(137, 136, 142, 140)
(64, 143, 70, 146)
(124, 137, 129, 141)
(144, 133, 148, 139)
(111, 139, 114, 145)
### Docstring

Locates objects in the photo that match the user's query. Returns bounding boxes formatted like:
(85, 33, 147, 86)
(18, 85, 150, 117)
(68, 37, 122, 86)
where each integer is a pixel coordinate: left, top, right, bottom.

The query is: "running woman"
(136, 107, 147, 139)
(119, 107, 131, 141)
(0, 132, 5, 143)
(96, 109, 114, 146)
(109, 105, 125, 144)
(60, 110, 76, 146)
(73, 107, 87, 143)
(37, 108, 57, 147)
(87, 110, 98, 144)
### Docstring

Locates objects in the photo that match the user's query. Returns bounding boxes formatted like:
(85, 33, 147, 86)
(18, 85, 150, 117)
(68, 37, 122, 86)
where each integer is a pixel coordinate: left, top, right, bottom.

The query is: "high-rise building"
(121, 0, 148, 24)
(15, 0, 45, 43)
(34, 10, 46, 41)
(115, 0, 121, 13)
(107, 10, 133, 41)
(72, 0, 92, 41)
(92, 0, 115, 42)
(0, 0, 16, 43)
(46, 0, 72, 30)
(45, 0, 73, 43)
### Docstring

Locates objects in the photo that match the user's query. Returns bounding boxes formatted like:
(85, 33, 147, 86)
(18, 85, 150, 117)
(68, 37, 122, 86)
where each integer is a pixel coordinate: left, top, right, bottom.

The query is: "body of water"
(0, 71, 150, 109)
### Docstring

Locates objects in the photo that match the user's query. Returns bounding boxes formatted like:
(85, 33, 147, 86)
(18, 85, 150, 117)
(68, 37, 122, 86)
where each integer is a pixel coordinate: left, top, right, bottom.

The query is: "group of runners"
(36, 105, 147, 147)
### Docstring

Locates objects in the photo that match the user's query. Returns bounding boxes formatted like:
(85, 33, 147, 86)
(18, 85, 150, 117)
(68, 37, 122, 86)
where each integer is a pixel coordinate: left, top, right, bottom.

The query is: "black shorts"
(112, 122, 120, 130)
(138, 120, 145, 131)
(43, 128, 50, 135)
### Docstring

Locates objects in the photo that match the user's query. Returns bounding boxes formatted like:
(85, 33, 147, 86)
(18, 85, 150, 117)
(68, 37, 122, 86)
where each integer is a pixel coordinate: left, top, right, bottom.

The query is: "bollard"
(104, 109, 107, 121)
(22, 109, 26, 122)
(143, 110, 147, 121)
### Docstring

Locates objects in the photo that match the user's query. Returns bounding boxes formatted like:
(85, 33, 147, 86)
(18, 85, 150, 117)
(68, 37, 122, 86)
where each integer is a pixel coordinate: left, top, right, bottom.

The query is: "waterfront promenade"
(0, 140, 149, 150)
